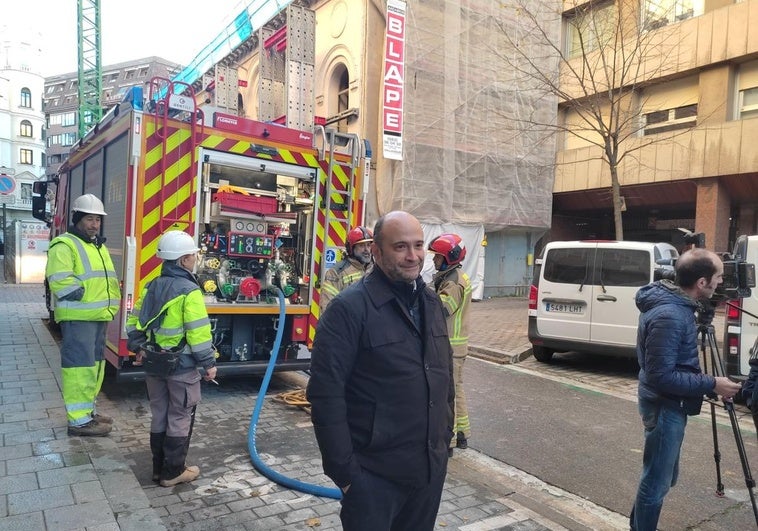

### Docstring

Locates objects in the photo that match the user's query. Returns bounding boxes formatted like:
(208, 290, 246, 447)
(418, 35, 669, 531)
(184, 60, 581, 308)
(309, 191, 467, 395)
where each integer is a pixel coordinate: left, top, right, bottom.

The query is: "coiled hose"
(247, 288, 342, 500)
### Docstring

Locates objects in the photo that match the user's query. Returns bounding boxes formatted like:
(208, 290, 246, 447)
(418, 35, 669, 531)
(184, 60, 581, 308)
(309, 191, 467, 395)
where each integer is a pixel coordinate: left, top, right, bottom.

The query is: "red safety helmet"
(346, 226, 373, 255)
(428, 233, 466, 268)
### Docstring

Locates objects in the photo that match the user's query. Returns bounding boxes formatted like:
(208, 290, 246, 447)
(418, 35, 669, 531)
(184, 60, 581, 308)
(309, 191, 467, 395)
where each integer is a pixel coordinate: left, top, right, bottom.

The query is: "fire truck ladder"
(147, 78, 204, 233)
(315, 127, 361, 247)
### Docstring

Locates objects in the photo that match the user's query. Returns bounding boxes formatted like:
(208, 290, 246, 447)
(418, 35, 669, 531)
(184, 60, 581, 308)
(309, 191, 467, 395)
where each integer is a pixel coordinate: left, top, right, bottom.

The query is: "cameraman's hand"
(714, 376, 742, 401)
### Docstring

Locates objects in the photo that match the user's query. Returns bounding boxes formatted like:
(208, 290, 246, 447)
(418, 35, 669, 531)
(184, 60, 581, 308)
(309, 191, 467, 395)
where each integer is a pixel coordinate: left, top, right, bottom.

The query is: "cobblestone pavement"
(0, 281, 630, 531)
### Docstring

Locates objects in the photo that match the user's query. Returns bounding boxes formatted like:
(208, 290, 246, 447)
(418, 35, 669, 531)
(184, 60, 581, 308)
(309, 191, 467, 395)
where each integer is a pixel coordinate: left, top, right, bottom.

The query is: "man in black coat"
(307, 211, 454, 531)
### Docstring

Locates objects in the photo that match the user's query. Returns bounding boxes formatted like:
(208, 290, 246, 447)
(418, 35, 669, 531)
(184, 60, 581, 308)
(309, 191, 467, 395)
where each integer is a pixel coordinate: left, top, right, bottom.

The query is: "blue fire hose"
(247, 288, 342, 500)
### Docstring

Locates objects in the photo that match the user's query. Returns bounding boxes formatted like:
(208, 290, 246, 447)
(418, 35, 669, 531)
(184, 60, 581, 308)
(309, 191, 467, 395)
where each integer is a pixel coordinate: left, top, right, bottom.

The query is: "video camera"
(654, 230, 757, 301)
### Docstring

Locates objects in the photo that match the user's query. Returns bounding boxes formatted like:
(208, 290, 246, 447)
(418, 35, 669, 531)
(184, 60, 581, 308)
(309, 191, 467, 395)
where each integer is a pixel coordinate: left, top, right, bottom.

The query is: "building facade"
(44, 57, 181, 180)
(174, 0, 557, 297)
(0, 24, 46, 247)
(554, 0, 758, 253)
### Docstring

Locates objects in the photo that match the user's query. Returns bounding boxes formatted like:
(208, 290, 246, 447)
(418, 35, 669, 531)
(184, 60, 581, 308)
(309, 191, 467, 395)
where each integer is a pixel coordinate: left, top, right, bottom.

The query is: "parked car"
(528, 240, 678, 362)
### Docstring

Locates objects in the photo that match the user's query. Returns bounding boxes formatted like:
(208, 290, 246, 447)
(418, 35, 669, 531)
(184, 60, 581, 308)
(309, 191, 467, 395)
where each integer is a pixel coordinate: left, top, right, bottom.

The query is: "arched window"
(20, 88, 32, 108)
(329, 64, 350, 133)
(20, 120, 33, 138)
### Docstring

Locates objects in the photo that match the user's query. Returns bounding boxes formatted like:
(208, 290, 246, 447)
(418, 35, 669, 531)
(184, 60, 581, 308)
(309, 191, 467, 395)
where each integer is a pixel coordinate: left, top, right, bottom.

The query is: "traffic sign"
(0, 195, 15, 204)
(0, 174, 16, 195)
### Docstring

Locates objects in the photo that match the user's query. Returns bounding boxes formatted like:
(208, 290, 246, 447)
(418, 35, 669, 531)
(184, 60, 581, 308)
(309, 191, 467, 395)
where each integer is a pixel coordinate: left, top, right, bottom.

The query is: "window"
(565, 2, 618, 59)
(20, 120, 33, 138)
(49, 114, 62, 126)
(20, 149, 33, 165)
(643, 104, 697, 135)
(597, 249, 651, 287)
(643, 1, 704, 30)
(20, 88, 32, 108)
(61, 112, 76, 127)
(543, 248, 591, 284)
(739, 87, 758, 119)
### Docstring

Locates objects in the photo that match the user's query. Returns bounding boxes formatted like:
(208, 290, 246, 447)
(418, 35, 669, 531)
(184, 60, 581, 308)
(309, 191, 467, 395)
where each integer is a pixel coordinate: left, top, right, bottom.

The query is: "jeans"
(630, 398, 688, 531)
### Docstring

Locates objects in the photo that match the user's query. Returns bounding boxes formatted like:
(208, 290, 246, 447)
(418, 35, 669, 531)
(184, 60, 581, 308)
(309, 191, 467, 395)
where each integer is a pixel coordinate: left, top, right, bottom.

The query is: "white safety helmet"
(71, 194, 107, 216)
(156, 231, 199, 260)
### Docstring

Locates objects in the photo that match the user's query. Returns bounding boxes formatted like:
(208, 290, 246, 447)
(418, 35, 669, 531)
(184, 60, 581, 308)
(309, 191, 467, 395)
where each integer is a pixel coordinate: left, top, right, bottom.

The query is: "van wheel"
(532, 346, 555, 362)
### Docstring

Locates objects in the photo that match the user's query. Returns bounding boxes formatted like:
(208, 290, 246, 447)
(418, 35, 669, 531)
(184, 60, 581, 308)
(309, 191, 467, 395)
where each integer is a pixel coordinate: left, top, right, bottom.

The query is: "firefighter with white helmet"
(45, 194, 121, 437)
(428, 233, 472, 455)
(125, 230, 218, 487)
(319, 226, 374, 312)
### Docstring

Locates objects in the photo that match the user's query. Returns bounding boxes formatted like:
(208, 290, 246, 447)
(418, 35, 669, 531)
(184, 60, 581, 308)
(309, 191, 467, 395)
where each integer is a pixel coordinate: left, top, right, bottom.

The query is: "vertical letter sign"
(383, 0, 406, 160)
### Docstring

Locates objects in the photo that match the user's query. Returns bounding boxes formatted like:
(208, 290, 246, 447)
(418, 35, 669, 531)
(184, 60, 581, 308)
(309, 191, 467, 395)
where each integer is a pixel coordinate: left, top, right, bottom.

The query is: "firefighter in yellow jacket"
(126, 231, 217, 487)
(319, 226, 373, 312)
(46, 194, 121, 437)
(429, 233, 472, 455)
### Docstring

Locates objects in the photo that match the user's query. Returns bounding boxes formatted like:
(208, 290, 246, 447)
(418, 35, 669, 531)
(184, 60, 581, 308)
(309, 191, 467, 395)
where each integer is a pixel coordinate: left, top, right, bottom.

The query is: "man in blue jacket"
(631, 248, 742, 531)
(307, 211, 454, 531)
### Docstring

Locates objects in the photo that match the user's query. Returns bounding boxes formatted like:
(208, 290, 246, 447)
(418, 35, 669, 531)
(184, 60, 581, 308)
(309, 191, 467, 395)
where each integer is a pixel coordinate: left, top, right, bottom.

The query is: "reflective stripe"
(66, 401, 94, 413)
(61, 233, 94, 271)
(185, 316, 210, 330)
(48, 271, 75, 282)
(59, 299, 115, 310)
(156, 325, 184, 336)
(191, 339, 213, 352)
(55, 284, 82, 298)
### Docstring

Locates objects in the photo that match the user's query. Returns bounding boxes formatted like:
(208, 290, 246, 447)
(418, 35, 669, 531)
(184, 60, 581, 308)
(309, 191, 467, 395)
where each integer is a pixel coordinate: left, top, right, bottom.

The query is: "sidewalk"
(0, 282, 628, 530)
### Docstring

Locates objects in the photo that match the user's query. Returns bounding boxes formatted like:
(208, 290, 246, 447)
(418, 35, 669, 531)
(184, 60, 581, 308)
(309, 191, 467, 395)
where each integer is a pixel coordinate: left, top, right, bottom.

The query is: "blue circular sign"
(325, 249, 337, 264)
(0, 175, 16, 195)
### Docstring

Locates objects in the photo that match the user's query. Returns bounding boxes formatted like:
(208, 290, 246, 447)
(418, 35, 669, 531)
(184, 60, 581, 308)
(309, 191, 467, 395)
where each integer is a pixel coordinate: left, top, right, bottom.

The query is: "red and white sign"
(382, 0, 406, 161)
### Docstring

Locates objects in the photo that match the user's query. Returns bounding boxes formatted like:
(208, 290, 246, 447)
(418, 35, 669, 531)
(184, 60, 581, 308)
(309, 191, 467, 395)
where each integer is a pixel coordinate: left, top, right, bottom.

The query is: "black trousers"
(339, 464, 447, 531)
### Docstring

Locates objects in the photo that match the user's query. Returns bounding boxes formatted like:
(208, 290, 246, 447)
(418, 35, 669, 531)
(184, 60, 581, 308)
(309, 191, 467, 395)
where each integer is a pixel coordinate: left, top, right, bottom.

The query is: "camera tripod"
(697, 303, 758, 525)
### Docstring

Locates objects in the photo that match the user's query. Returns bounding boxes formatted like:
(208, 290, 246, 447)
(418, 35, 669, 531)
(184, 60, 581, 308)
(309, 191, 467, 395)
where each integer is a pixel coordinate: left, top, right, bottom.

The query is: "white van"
(723, 234, 758, 379)
(528, 240, 678, 362)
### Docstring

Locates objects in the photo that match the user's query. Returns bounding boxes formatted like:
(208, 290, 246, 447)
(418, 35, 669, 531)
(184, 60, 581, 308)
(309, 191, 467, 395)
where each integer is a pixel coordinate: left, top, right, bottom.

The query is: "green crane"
(77, 0, 102, 138)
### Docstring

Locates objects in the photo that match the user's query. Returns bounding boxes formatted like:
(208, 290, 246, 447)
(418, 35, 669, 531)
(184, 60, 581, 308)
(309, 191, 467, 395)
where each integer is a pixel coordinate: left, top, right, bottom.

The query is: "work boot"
(456, 431, 468, 449)
(160, 465, 200, 487)
(150, 432, 166, 482)
(92, 413, 113, 424)
(68, 420, 111, 437)
(160, 435, 199, 487)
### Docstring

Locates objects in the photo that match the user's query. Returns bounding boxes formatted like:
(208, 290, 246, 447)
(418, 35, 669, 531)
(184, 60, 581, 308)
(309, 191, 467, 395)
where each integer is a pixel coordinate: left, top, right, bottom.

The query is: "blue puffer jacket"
(636, 280, 716, 415)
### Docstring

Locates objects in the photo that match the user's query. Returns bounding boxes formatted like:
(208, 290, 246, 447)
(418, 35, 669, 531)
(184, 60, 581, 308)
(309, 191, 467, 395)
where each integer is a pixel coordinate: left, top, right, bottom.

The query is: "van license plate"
(545, 302, 583, 313)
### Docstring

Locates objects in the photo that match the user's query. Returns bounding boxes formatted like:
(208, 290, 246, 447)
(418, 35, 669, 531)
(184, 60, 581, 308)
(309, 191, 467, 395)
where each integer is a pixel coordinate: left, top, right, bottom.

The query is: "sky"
(11, 0, 250, 77)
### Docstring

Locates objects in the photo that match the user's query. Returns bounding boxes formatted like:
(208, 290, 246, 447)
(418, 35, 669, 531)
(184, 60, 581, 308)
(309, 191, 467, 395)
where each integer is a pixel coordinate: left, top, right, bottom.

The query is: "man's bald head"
(371, 211, 426, 283)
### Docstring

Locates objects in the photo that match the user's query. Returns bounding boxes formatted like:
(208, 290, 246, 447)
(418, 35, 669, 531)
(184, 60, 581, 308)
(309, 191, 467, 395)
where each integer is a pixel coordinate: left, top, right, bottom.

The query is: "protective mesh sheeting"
(378, 0, 558, 232)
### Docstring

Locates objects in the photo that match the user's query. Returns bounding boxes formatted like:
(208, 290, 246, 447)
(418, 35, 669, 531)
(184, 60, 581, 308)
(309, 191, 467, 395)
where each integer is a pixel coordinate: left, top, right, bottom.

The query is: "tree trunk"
(610, 165, 624, 240)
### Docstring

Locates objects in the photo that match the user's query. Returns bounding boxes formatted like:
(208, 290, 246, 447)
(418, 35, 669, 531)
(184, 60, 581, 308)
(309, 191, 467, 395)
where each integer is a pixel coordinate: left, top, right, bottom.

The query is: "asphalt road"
(464, 356, 758, 530)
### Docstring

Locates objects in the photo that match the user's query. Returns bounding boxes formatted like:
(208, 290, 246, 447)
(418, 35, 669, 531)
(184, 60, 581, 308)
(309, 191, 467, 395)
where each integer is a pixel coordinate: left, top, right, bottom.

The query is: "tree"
(497, 0, 694, 240)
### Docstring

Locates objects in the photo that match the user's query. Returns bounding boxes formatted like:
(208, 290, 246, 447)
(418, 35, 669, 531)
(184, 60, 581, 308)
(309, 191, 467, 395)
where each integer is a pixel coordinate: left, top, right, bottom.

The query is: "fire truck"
(33, 78, 369, 381)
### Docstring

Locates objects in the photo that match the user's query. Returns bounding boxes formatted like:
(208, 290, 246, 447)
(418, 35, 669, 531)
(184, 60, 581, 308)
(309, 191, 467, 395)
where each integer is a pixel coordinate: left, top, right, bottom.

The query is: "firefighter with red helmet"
(319, 226, 373, 312)
(429, 233, 472, 455)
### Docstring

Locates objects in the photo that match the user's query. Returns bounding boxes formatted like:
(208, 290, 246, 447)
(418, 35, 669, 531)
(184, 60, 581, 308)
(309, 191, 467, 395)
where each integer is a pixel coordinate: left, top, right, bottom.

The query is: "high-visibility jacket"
(46, 230, 121, 322)
(433, 265, 472, 356)
(125, 262, 216, 373)
(319, 256, 370, 311)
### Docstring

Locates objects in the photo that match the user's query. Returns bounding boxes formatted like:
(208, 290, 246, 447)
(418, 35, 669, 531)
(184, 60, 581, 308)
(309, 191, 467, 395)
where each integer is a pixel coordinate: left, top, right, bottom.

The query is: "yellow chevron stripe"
(279, 148, 296, 164)
(202, 134, 226, 149)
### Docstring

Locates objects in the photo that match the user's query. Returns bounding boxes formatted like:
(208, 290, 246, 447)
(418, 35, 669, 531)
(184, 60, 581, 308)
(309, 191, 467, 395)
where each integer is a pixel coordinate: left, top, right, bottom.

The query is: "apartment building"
(554, 0, 757, 253)
(44, 57, 181, 179)
(0, 24, 46, 239)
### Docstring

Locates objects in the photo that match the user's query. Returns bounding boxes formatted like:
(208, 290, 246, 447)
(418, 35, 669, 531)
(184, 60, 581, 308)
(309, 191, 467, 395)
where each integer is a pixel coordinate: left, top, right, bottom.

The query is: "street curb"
(469, 344, 534, 364)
